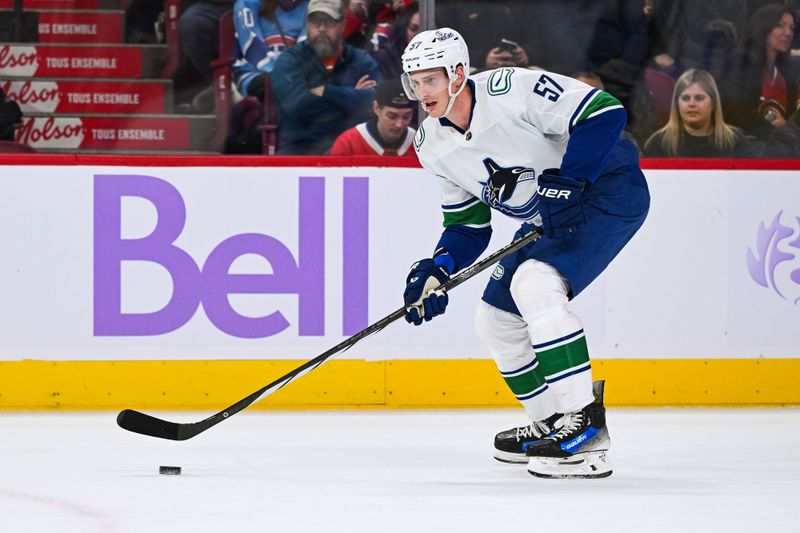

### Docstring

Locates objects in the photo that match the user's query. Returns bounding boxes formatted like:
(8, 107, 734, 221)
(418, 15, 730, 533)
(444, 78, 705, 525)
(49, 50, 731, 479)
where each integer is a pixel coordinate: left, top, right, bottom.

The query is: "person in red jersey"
(329, 78, 418, 158)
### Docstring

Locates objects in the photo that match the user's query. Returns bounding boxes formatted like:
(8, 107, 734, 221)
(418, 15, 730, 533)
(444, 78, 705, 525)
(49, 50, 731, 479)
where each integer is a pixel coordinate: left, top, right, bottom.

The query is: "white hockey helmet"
(400, 27, 470, 118)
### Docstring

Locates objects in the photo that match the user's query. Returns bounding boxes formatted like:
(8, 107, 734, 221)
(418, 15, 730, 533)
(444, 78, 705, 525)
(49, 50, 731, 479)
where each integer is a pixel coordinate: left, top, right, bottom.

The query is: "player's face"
(374, 103, 414, 143)
(408, 68, 451, 117)
(767, 13, 794, 54)
(678, 83, 713, 130)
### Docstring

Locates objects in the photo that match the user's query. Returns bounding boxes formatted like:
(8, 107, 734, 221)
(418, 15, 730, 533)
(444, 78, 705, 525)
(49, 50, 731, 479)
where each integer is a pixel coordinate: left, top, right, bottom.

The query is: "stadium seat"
(209, 9, 236, 151)
(644, 68, 675, 125)
(161, 0, 183, 78)
(210, 9, 277, 154)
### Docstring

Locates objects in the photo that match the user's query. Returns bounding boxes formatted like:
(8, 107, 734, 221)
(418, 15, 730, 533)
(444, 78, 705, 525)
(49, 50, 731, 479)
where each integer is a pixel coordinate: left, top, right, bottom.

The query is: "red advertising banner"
(0, 44, 143, 78)
(1, 79, 168, 114)
(37, 11, 124, 44)
(15, 116, 195, 151)
(0, 0, 102, 8)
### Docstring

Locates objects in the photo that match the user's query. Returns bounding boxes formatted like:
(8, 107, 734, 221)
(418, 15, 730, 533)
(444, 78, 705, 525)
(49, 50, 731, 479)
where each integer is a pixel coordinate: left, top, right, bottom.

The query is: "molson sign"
(14, 117, 198, 150)
(0, 44, 142, 78)
(1, 79, 168, 114)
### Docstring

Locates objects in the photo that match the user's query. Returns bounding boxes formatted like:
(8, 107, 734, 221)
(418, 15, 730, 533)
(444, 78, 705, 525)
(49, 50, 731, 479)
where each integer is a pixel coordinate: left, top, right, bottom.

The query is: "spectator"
(572, 71, 642, 150)
(329, 78, 418, 157)
(644, 69, 756, 157)
(370, 2, 419, 79)
(0, 87, 35, 153)
(765, 108, 800, 156)
(271, 0, 381, 154)
(233, 0, 309, 100)
(173, 1, 234, 113)
(344, 0, 409, 51)
(125, 0, 164, 43)
(343, 0, 369, 47)
(589, 0, 651, 71)
(720, 3, 799, 140)
(371, 0, 414, 27)
(0, 86, 22, 142)
(435, 0, 531, 72)
(650, 0, 748, 76)
(573, 71, 605, 89)
(588, 0, 651, 124)
(515, 0, 606, 74)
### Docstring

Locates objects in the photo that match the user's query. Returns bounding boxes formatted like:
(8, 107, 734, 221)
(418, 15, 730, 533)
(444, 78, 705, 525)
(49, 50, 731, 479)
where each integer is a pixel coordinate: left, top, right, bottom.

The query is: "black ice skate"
(493, 413, 560, 464)
(525, 380, 612, 479)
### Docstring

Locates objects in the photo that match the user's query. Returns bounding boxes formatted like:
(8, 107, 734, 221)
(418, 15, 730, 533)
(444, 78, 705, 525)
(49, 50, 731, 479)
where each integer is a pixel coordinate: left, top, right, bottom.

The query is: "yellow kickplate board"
(0, 359, 798, 410)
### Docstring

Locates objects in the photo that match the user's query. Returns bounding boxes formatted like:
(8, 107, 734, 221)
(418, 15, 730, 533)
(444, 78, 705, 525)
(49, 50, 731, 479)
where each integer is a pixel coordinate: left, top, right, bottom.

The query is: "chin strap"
(442, 77, 468, 119)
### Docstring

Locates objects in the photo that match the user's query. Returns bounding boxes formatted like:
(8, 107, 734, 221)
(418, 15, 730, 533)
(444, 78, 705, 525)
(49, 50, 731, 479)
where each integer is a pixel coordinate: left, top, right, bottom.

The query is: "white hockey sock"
(475, 301, 556, 421)
(510, 260, 595, 414)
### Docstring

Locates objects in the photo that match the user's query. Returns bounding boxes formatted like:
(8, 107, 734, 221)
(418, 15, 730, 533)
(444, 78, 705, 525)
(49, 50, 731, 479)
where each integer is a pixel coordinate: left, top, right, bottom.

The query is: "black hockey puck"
(159, 465, 181, 475)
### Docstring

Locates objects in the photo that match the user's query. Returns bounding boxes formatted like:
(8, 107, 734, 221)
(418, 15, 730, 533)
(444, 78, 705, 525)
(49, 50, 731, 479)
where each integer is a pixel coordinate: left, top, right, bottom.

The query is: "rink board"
(0, 156, 799, 408)
(0, 358, 799, 409)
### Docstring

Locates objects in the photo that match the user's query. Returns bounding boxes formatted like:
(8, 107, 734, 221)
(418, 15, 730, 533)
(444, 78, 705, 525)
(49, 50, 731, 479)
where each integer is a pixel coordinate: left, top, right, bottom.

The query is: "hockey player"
(399, 28, 649, 479)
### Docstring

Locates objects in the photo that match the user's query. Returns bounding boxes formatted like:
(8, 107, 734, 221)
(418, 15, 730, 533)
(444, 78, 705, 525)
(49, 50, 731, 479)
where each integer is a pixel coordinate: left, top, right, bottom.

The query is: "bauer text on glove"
(536, 170, 587, 238)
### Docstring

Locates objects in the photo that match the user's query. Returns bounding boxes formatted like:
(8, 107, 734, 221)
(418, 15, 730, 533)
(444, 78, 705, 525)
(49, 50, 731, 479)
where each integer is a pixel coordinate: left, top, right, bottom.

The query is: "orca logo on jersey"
(482, 157, 534, 206)
(536, 186, 572, 200)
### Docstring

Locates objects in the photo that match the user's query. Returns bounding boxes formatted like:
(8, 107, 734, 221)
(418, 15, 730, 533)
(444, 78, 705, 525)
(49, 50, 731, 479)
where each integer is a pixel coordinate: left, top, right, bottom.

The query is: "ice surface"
(0, 409, 797, 533)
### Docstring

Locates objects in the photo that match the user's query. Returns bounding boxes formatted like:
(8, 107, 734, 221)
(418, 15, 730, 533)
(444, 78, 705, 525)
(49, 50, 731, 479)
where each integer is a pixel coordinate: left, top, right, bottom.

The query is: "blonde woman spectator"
(644, 69, 757, 157)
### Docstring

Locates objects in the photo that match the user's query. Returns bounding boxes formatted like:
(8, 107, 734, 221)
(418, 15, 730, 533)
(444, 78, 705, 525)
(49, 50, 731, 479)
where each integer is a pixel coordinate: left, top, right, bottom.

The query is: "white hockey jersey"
(413, 67, 623, 229)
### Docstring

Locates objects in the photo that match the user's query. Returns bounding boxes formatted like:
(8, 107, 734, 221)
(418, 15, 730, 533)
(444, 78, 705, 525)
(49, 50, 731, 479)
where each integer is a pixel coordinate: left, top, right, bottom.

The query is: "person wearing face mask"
(720, 4, 799, 140)
(270, 0, 381, 154)
(644, 69, 757, 157)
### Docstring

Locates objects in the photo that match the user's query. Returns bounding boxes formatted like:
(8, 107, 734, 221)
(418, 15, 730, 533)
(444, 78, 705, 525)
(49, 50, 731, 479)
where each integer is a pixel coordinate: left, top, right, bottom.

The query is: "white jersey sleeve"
(495, 69, 623, 139)
(438, 174, 491, 229)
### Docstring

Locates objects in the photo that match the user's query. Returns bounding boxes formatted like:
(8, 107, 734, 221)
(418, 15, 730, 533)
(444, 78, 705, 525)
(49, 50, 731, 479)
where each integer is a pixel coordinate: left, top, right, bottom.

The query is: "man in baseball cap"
(307, 0, 344, 19)
(270, 0, 381, 153)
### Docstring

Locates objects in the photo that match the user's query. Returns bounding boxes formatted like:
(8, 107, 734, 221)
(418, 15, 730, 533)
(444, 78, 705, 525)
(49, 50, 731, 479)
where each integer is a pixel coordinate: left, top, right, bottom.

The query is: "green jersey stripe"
(443, 202, 491, 227)
(574, 91, 621, 127)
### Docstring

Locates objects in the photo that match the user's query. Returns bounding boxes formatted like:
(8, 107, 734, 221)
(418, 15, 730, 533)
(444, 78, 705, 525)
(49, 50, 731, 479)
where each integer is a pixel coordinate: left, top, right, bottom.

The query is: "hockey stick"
(117, 228, 542, 441)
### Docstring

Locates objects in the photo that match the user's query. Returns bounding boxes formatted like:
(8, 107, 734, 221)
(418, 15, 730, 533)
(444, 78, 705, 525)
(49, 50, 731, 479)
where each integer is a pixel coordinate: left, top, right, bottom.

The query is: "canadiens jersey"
(329, 121, 417, 158)
(414, 68, 625, 239)
(233, 0, 308, 94)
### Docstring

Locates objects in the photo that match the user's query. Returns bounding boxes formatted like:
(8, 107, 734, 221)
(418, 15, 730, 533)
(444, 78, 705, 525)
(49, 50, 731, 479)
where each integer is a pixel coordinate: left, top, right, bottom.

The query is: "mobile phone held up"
(497, 38, 519, 53)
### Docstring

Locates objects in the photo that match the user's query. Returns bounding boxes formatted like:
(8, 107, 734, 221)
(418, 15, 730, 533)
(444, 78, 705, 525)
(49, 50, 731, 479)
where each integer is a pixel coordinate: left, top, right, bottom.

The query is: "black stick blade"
(117, 409, 182, 440)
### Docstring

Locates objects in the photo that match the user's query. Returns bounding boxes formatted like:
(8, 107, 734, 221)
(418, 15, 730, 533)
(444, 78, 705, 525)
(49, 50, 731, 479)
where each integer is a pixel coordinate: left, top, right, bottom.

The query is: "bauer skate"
(525, 380, 612, 479)
(493, 413, 560, 464)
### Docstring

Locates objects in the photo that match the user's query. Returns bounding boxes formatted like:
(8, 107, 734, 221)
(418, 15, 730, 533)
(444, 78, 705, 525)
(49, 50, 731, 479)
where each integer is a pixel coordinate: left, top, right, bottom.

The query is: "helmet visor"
(401, 70, 450, 101)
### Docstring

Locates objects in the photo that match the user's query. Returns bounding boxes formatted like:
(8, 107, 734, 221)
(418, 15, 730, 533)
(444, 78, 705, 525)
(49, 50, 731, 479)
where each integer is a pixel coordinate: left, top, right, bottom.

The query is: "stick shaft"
(117, 229, 541, 440)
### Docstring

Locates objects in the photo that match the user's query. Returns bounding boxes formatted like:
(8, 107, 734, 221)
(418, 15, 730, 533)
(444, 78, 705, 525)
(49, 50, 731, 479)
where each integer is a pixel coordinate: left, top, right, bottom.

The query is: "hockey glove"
(536, 170, 587, 239)
(403, 259, 450, 326)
